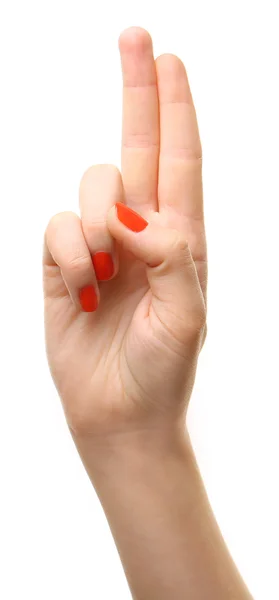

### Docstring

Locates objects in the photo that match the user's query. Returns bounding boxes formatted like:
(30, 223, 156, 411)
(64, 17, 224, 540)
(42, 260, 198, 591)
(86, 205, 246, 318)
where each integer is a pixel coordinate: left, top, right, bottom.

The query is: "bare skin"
(43, 26, 252, 600)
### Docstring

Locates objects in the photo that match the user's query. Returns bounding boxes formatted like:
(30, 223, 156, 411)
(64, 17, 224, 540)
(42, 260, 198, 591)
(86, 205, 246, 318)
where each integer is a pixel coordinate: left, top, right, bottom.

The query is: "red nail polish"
(92, 251, 114, 281)
(115, 203, 148, 233)
(79, 285, 98, 312)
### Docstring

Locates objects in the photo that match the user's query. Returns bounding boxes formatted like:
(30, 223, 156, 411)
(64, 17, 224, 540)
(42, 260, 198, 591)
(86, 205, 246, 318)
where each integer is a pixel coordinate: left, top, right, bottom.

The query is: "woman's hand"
(43, 27, 207, 441)
(42, 28, 254, 600)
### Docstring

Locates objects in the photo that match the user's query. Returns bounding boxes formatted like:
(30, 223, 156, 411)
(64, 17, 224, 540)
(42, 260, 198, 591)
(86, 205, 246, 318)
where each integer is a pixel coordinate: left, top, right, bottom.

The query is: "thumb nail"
(115, 203, 148, 233)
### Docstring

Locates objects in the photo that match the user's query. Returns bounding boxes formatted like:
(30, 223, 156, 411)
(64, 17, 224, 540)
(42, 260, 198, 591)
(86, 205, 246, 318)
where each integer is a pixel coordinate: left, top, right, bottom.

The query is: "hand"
(43, 27, 207, 441)
(43, 31, 254, 600)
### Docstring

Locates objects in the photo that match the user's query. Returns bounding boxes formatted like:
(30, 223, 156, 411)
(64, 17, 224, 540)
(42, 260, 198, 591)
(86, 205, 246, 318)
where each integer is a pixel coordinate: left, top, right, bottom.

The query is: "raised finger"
(155, 54, 207, 298)
(119, 27, 160, 216)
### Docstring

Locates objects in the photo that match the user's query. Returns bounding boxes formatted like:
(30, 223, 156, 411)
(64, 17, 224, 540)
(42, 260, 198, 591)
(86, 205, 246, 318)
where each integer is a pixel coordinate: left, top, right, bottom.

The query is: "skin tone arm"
(43, 26, 253, 600)
(76, 431, 252, 600)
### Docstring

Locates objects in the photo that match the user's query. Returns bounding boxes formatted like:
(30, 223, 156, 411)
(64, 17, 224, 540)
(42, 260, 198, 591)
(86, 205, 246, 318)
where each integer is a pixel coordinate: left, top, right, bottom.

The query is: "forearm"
(74, 428, 252, 600)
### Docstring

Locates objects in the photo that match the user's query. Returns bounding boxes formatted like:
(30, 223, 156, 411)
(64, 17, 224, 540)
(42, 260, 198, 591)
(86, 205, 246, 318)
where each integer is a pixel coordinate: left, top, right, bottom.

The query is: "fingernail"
(79, 285, 98, 312)
(92, 251, 114, 281)
(115, 202, 148, 233)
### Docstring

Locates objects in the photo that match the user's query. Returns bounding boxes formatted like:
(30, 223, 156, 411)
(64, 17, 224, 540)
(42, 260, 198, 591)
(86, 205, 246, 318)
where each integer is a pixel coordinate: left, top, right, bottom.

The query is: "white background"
(0, 1, 278, 598)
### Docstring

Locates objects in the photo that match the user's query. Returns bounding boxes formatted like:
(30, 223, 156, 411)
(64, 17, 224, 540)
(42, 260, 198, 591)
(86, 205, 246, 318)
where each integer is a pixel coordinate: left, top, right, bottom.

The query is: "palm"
(44, 28, 207, 432)
(45, 243, 147, 404)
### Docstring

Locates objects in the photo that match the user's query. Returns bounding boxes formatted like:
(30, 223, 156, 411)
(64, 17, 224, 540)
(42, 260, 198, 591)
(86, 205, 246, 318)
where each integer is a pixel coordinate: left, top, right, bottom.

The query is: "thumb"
(107, 203, 206, 344)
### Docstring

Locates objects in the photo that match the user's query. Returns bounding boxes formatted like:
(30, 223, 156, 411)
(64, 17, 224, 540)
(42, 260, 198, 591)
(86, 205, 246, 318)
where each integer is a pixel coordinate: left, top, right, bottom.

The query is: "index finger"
(119, 27, 160, 216)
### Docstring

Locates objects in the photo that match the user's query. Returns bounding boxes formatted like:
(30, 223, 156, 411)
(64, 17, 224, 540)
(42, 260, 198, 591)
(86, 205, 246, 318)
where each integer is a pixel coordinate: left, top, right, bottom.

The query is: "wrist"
(72, 423, 195, 487)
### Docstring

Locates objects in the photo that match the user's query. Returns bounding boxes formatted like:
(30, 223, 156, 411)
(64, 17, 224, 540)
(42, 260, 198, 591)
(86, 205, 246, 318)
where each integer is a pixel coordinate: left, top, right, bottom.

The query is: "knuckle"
(47, 211, 76, 233)
(161, 146, 202, 163)
(82, 216, 107, 231)
(67, 253, 92, 273)
(170, 232, 191, 262)
(102, 163, 122, 178)
(79, 163, 121, 190)
(122, 133, 159, 149)
(82, 217, 108, 242)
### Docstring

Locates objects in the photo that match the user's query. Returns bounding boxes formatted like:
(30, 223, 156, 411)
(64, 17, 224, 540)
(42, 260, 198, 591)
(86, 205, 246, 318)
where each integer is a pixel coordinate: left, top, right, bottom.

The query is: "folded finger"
(79, 164, 123, 281)
(45, 211, 99, 312)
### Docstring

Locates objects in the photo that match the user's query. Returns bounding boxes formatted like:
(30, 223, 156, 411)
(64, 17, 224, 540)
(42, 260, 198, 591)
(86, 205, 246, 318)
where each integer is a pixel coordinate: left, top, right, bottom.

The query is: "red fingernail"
(79, 285, 98, 312)
(92, 251, 114, 281)
(115, 202, 148, 232)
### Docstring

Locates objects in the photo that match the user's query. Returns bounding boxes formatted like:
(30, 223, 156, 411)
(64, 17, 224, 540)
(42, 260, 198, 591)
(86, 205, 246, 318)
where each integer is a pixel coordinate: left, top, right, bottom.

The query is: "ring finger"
(45, 211, 100, 312)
